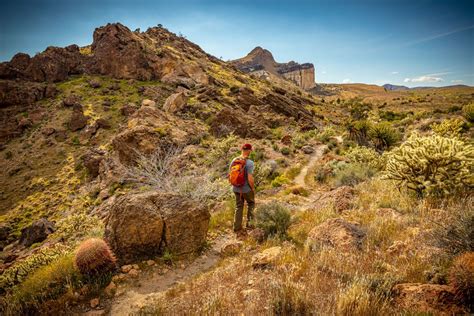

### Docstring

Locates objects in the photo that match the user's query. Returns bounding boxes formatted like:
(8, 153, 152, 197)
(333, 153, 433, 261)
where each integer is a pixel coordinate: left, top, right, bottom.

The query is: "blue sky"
(1, 0, 473, 87)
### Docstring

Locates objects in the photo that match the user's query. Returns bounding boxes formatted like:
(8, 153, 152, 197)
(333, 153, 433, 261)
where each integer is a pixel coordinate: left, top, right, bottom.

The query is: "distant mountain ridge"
(383, 83, 470, 91)
(231, 47, 316, 90)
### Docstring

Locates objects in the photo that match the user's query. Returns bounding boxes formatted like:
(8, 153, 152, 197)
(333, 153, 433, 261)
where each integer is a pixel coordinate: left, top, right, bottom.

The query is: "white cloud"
(391, 71, 399, 75)
(342, 78, 352, 83)
(321, 70, 327, 74)
(451, 79, 463, 83)
(404, 76, 444, 83)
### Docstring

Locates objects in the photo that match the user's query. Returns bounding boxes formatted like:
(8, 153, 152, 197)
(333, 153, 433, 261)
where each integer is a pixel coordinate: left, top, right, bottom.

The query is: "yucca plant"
(368, 122, 399, 151)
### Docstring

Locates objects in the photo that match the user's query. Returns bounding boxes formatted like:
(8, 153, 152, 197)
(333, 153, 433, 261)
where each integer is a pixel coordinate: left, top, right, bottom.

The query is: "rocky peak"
(231, 47, 316, 90)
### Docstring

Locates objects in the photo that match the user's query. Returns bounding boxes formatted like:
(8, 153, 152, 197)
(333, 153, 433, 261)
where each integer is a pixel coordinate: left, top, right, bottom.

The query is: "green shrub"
(384, 134, 474, 197)
(332, 163, 376, 187)
(317, 126, 336, 143)
(347, 120, 371, 146)
(345, 146, 385, 170)
(280, 147, 291, 156)
(5, 253, 79, 314)
(0, 244, 71, 291)
(432, 118, 465, 138)
(379, 110, 407, 121)
(271, 175, 290, 187)
(254, 202, 292, 239)
(463, 103, 474, 122)
(368, 122, 399, 151)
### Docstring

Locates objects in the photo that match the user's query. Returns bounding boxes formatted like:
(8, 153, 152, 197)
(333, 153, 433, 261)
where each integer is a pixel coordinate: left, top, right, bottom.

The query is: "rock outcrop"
(392, 283, 467, 315)
(232, 47, 316, 90)
(306, 218, 365, 251)
(104, 191, 210, 263)
(19, 218, 55, 247)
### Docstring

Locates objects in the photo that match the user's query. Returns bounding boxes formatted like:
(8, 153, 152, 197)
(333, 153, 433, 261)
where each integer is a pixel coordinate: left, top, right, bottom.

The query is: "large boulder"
(104, 191, 210, 263)
(68, 104, 88, 131)
(209, 107, 269, 138)
(392, 283, 467, 315)
(19, 218, 55, 247)
(306, 218, 365, 252)
(312, 186, 355, 213)
(82, 148, 106, 178)
(163, 92, 187, 113)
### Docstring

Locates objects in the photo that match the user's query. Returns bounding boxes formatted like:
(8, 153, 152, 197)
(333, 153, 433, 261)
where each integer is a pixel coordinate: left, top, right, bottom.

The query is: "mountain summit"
(232, 47, 316, 90)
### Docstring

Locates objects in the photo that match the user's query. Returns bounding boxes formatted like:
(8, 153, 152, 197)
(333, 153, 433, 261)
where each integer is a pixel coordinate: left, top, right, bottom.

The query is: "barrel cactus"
(74, 238, 116, 276)
(384, 133, 474, 197)
(448, 252, 474, 310)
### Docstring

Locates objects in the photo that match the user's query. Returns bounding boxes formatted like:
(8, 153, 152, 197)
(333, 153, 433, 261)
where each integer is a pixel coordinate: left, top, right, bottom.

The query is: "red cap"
(241, 143, 252, 150)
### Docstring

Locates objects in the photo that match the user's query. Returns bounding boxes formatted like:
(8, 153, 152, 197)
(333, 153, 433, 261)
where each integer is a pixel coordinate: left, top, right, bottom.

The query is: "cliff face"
(231, 47, 316, 90)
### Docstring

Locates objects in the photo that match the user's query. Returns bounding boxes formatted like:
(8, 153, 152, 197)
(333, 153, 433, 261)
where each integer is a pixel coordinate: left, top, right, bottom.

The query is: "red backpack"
(229, 158, 247, 187)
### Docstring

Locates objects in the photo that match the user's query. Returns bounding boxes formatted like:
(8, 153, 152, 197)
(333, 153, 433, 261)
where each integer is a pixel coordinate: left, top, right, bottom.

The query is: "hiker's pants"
(233, 191, 255, 231)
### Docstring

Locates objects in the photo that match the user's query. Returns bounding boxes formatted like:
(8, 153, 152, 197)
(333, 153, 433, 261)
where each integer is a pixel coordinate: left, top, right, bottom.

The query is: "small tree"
(384, 134, 474, 197)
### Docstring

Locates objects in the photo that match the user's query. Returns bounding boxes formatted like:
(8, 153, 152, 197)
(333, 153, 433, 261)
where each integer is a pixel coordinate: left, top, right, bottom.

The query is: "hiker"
(228, 143, 255, 233)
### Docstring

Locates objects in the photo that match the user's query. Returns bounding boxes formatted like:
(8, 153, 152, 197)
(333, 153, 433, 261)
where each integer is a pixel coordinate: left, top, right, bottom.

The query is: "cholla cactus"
(463, 103, 474, 122)
(345, 146, 386, 170)
(74, 238, 116, 276)
(431, 118, 464, 138)
(383, 134, 474, 197)
(448, 252, 474, 310)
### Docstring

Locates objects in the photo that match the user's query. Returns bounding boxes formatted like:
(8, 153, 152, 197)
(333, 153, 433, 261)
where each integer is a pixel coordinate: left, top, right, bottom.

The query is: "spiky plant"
(431, 118, 465, 138)
(463, 103, 474, 122)
(368, 122, 399, 151)
(384, 134, 474, 197)
(74, 238, 116, 276)
(448, 252, 474, 311)
(347, 120, 371, 146)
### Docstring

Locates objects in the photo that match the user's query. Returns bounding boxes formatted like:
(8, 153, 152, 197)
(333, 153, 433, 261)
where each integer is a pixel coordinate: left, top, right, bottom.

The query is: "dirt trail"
(294, 144, 327, 187)
(108, 235, 230, 315)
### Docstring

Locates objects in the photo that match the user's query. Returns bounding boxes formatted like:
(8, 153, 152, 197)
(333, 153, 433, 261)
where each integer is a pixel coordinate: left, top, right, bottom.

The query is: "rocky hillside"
(232, 46, 316, 90)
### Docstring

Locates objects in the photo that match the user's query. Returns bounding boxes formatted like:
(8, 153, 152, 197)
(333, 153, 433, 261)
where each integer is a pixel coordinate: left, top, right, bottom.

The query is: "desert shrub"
(254, 202, 292, 239)
(51, 213, 103, 243)
(317, 126, 336, 143)
(206, 133, 238, 165)
(123, 147, 230, 203)
(253, 161, 275, 187)
(332, 163, 376, 187)
(271, 281, 313, 315)
(4, 253, 79, 315)
(0, 244, 72, 291)
(368, 122, 399, 151)
(384, 134, 474, 197)
(74, 238, 116, 276)
(448, 252, 474, 310)
(379, 110, 407, 121)
(431, 118, 465, 138)
(337, 276, 392, 316)
(349, 102, 371, 120)
(345, 146, 385, 170)
(463, 103, 474, 122)
(271, 174, 290, 187)
(280, 147, 291, 155)
(347, 120, 371, 146)
(292, 133, 307, 149)
(429, 205, 474, 255)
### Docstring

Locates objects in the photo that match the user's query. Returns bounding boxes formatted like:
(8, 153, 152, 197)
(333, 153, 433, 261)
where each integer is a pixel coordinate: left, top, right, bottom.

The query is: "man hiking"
(228, 143, 255, 234)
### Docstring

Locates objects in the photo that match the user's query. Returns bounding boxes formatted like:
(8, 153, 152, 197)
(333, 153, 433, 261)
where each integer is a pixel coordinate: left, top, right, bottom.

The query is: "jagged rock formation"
(232, 47, 316, 90)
